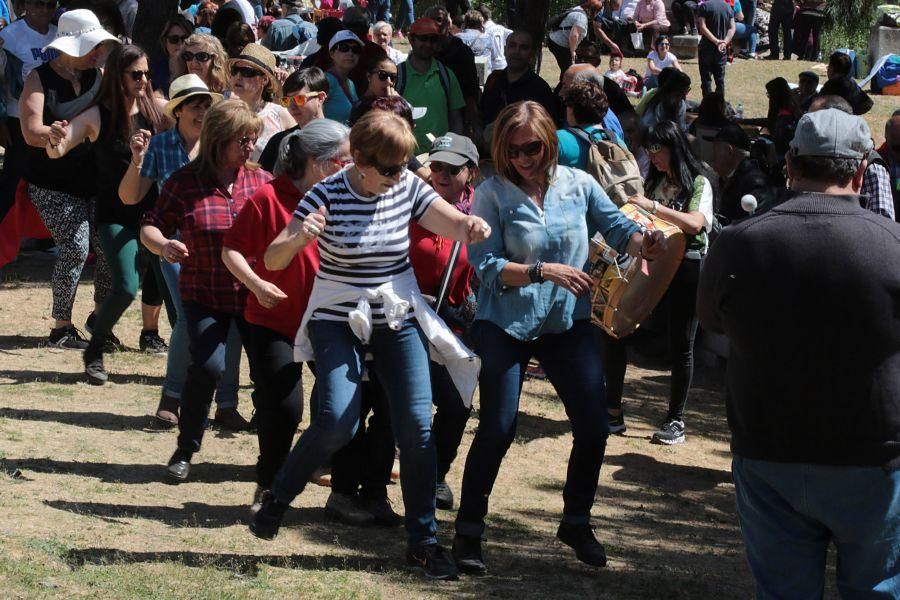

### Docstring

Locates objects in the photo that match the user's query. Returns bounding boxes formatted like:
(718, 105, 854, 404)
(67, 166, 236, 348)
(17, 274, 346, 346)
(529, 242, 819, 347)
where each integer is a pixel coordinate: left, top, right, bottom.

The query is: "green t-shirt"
(401, 59, 466, 152)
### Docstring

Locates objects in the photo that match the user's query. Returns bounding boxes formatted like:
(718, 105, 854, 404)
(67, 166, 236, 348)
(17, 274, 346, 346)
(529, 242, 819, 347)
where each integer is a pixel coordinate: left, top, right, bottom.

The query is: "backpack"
(566, 126, 644, 206)
(547, 9, 575, 32)
(396, 60, 452, 102)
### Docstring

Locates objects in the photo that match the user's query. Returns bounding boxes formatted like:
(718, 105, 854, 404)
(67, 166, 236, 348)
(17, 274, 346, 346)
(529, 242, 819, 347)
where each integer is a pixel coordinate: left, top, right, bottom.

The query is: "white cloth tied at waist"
(293, 269, 481, 407)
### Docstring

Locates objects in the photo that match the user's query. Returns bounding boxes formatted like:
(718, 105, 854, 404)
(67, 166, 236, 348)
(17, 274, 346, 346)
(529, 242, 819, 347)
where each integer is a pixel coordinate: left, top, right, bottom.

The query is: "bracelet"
(528, 261, 545, 284)
(131, 157, 142, 169)
(650, 200, 658, 215)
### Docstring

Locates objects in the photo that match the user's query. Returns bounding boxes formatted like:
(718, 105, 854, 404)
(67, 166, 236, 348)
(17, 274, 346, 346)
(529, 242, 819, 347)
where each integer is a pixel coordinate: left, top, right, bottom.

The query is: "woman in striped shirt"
(251, 109, 491, 581)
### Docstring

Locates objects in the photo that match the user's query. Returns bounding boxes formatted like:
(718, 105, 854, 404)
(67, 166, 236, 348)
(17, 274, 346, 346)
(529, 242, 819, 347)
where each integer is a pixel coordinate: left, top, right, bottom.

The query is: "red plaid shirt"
(142, 164, 273, 314)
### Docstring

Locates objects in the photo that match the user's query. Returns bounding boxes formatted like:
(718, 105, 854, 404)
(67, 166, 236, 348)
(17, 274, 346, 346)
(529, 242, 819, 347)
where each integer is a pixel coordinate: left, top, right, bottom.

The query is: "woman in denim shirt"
(451, 101, 665, 574)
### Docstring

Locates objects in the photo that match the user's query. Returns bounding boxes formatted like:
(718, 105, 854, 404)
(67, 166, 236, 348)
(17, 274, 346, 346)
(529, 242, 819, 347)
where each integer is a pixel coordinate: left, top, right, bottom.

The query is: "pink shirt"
(634, 0, 670, 27)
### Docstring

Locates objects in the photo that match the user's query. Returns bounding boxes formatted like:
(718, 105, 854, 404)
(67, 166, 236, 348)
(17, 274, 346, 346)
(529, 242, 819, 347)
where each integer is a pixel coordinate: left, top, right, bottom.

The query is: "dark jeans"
(670, 0, 698, 33)
(0, 118, 24, 223)
(242, 321, 303, 488)
(597, 15, 631, 48)
(603, 258, 701, 421)
(698, 47, 727, 97)
(176, 301, 247, 455)
(792, 12, 824, 60)
(768, 3, 794, 59)
(431, 361, 473, 481)
(455, 320, 608, 537)
(548, 39, 574, 74)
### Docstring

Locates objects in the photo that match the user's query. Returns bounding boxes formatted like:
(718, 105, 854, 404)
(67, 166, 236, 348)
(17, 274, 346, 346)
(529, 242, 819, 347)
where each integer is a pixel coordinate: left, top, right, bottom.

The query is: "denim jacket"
(468, 166, 640, 341)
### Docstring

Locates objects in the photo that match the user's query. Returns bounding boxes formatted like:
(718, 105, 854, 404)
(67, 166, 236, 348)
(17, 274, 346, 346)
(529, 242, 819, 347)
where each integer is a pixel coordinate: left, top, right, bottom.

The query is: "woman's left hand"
(641, 229, 667, 260)
(464, 216, 491, 243)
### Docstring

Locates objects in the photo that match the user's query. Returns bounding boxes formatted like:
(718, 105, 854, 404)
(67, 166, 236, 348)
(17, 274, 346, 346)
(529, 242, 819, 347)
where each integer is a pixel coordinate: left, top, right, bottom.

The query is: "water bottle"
(736, 102, 744, 120)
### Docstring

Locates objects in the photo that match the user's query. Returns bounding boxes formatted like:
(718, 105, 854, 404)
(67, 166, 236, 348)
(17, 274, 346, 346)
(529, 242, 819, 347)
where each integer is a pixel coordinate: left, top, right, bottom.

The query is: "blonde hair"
(172, 33, 228, 93)
(194, 99, 262, 182)
(349, 110, 417, 168)
(491, 101, 558, 186)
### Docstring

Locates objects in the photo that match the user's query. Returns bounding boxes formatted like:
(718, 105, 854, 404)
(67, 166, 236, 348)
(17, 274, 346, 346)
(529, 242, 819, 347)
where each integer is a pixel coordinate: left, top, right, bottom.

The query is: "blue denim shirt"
(468, 166, 641, 341)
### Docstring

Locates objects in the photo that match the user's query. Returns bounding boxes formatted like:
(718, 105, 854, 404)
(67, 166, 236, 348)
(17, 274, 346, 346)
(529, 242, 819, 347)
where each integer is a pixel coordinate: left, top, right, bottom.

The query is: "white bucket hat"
(43, 9, 120, 58)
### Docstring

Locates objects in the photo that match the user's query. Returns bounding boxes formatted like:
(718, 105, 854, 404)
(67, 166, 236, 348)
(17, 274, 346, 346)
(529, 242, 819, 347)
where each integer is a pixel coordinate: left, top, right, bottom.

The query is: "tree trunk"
(133, 0, 180, 64)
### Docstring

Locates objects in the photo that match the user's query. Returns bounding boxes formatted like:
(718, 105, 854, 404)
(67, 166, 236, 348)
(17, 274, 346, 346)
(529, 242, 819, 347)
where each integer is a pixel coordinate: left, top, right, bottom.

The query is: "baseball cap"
(409, 17, 441, 36)
(328, 30, 364, 51)
(706, 123, 751, 151)
(789, 108, 873, 159)
(429, 133, 479, 166)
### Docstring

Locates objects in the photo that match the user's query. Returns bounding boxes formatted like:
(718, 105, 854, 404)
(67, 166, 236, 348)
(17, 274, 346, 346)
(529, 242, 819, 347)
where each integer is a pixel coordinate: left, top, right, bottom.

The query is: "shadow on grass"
(0, 335, 48, 351)
(0, 369, 164, 386)
(0, 457, 254, 484)
(0, 408, 153, 431)
(605, 452, 732, 492)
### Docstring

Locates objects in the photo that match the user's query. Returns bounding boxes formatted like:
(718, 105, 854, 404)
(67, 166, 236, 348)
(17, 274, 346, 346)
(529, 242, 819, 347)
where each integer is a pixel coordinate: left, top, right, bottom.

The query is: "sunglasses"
(165, 34, 189, 45)
(279, 92, 325, 109)
(372, 161, 406, 177)
(647, 143, 664, 154)
(231, 65, 263, 79)
(334, 42, 362, 54)
(372, 69, 397, 83)
(507, 140, 544, 159)
(182, 51, 212, 63)
(430, 162, 466, 176)
(26, 0, 56, 9)
(124, 70, 151, 82)
(235, 135, 258, 148)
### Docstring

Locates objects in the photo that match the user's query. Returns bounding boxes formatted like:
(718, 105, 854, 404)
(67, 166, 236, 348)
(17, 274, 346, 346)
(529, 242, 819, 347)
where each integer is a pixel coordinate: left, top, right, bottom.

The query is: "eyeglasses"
(659, 43, 670, 47)
(124, 70, 151, 82)
(647, 143, 664, 154)
(331, 157, 353, 167)
(430, 162, 466, 176)
(334, 42, 362, 54)
(506, 140, 544, 159)
(165, 34, 189, 45)
(234, 135, 258, 148)
(279, 92, 325, 109)
(182, 51, 212, 63)
(25, 0, 56, 9)
(372, 161, 406, 177)
(372, 70, 397, 83)
(231, 65, 263, 79)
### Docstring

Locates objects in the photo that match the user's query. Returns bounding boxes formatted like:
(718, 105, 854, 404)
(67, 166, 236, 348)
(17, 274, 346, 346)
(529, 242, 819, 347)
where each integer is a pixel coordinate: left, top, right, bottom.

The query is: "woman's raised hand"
(464, 215, 491, 243)
(542, 262, 594, 297)
(302, 206, 327, 240)
(130, 129, 152, 161)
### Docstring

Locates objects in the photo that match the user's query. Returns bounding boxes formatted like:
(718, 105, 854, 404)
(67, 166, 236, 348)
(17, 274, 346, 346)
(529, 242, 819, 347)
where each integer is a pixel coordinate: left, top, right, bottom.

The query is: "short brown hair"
(562, 80, 609, 125)
(491, 101, 558, 186)
(194, 99, 262, 182)
(349, 110, 417, 168)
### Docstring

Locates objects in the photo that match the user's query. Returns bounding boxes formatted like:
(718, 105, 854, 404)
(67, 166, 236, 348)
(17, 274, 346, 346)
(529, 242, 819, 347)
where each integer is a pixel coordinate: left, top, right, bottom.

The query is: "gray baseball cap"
(428, 133, 479, 166)
(789, 108, 873, 159)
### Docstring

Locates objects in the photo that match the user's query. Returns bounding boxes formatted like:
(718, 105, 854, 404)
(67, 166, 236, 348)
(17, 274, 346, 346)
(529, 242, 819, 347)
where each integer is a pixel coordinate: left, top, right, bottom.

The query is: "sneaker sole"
(405, 564, 459, 581)
(455, 560, 487, 576)
(651, 435, 685, 445)
(248, 523, 277, 540)
(608, 425, 627, 435)
(325, 506, 374, 526)
(85, 372, 108, 385)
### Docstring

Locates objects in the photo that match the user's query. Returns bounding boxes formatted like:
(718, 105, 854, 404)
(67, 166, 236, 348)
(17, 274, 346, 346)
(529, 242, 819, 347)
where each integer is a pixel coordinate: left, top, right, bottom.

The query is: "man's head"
(886, 110, 900, 163)
(409, 17, 442, 60)
(23, 0, 56, 30)
(787, 108, 873, 193)
(463, 9, 484, 31)
(476, 4, 492, 22)
(505, 30, 536, 71)
(342, 6, 371, 41)
(618, 111, 646, 153)
(560, 63, 595, 93)
(709, 123, 751, 178)
(581, 0, 604, 17)
(424, 5, 451, 35)
(826, 51, 852, 80)
(797, 71, 819, 98)
(280, 0, 303, 17)
(807, 94, 852, 115)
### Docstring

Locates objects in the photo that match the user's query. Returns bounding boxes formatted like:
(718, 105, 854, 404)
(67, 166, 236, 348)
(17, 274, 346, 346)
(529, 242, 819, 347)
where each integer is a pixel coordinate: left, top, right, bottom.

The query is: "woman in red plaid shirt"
(140, 99, 273, 483)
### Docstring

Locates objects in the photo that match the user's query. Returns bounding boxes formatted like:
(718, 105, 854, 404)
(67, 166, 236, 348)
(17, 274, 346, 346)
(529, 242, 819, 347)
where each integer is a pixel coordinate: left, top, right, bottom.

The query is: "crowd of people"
(0, 0, 899, 593)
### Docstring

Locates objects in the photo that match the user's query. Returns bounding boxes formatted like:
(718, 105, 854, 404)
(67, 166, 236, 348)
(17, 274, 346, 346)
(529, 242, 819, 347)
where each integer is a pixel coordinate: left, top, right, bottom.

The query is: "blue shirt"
(468, 166, 641, 340)
(323, 72, 358, 124)
(557, 124, 626, 169)
(141, 128, 190, 192)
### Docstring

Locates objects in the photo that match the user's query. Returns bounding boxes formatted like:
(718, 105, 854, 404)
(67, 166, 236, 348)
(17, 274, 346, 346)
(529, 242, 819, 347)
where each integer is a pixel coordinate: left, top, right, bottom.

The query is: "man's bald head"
(562, 63, 596, 92)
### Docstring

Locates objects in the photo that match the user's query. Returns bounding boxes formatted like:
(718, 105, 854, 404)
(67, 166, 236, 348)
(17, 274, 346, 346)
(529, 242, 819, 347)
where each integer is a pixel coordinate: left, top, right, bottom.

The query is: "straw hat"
(43, 9, 120, 58)
(164, 74, 223, 119)
(226, 43, 282, 98)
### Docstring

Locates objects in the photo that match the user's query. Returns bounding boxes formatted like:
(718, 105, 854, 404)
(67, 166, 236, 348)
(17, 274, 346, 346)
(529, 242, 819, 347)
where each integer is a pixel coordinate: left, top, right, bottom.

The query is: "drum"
(588, 203, 686, 338)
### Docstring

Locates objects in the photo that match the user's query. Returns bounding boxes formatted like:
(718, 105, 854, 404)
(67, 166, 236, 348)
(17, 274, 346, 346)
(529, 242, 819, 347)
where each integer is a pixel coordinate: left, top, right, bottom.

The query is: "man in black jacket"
(708, 124, 773, 223)
(698, 108, 900, 598)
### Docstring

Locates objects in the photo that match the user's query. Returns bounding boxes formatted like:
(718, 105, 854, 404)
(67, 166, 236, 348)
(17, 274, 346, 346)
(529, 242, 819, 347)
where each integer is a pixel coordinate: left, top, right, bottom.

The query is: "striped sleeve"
(294, 183, 329, 220)
(409, 174, 440, 220)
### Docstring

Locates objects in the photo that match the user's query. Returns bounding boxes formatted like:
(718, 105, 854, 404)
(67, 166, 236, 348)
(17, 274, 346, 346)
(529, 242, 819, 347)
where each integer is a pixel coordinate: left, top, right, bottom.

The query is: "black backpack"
(547, 9, 575, 32)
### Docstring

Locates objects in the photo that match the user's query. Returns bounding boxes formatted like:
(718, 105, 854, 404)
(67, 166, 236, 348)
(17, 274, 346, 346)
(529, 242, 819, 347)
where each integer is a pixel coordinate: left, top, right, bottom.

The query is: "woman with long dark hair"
(47, 43, 170, 383)
(640, 68, 691, 131)
(604, 120, 714, 444)
(764, 77, 801, 156)
(150, 14, 195, 96)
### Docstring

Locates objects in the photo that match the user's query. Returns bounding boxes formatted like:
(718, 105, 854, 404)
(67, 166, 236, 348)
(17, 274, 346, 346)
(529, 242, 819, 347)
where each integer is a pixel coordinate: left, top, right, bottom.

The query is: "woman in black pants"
(604, 120, 714, 445)
(792, 0, 825, 60)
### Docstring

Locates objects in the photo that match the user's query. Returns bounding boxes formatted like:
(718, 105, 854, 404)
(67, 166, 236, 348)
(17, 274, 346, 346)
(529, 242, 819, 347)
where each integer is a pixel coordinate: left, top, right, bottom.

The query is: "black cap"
(706, 123, 751, 151)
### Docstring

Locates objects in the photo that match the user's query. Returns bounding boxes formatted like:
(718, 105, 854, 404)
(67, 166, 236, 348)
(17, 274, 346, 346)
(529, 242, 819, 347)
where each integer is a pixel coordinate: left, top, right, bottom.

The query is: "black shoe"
(556, 522, 608, 567)
(651, 418, 686, 445)
(250, 491, 290, 540)
(608, 411, 626, 435)
(435, 480, 454, 510)
(364, 496, 403, 527)
(166, 449, 191, 483)
(406, 543, 459, 580)
(452, 534, 487, 575)
(48, 324, 89, 350)
(139, 329, 168, 354)
(764, 53, 780, 60)
(85, 312, 123, 353)
(83, 348, 108, 385)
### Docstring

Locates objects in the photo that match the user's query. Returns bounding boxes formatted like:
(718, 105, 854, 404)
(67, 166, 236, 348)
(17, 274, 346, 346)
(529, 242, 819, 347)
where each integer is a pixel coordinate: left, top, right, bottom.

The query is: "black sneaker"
(608, 411, 626, 435)
(83, 348, 108, 385)
(85, 312, 123, 353)
(48, 324, 89, 350)
(138, 329, 168, 353)
(325, 491, 374, 526)
(165, 449, 191, 483)
(249, 491, 290, 540)
(651, 419, 685, 445)
(364, 496, 403, 527)
(435, 480, 454, 510)
(452, 534, 487, 575)
(250, 485, 268, 515)
(406, 543, 459, 580)
(556, 522, 608, 567)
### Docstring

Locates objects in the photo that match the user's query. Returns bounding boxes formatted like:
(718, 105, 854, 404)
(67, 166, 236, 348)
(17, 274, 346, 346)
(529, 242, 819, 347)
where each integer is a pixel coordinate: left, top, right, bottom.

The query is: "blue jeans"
(271, 319, 438, 549)
(455, 320, 608, 537)
(733, 456, 900, 599)
(394, 0, 414, 32)
(159, 258, 241, 408)
(367, 0, 390, 24)
(735, 0, 758, 54)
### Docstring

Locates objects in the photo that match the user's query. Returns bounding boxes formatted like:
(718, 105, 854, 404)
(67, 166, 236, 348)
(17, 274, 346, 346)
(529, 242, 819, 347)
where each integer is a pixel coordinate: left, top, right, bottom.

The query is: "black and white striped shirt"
(294, 168, 439, 323)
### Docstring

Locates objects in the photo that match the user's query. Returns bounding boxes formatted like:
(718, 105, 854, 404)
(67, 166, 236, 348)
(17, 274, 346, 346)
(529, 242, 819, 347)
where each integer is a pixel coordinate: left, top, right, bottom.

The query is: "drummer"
(451, 101, 665, 575)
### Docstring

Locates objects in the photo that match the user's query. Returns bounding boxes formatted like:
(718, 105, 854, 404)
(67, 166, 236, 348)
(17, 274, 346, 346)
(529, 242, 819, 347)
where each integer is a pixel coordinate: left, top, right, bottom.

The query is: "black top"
(94, 104, 157, 226)
(259, 124, 298, 173)
(719, 156, 773, 223)
(24, 63, 101, 197)
(698, 191, 900, 468)
(697, 0, 734, 52)
(436, 36, 480, 104)
(481, 69, 560, 125)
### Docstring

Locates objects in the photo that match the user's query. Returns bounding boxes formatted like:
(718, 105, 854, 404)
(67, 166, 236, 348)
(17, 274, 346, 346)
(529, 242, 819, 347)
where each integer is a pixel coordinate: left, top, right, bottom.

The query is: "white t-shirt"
(386, 45, 407, 64)
(227, 0, 258, 26)
(645, 50, 676, 78)
(615, 0, 640, 20)
(456, 29, 502, 76)
(548, 7, 589, 47)
(484, 20, 511, 70)
(0, 20, 58, 119)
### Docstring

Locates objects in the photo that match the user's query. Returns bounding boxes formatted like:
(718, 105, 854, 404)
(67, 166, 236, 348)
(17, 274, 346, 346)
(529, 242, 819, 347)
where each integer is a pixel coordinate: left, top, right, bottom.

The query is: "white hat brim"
(44, 28, 120, 58)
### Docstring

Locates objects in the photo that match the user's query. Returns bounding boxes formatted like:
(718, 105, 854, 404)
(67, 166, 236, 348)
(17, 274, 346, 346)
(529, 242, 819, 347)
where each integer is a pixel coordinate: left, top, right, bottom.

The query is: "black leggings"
(603, 258, 701, 421)
(670, 0, 698, 32)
